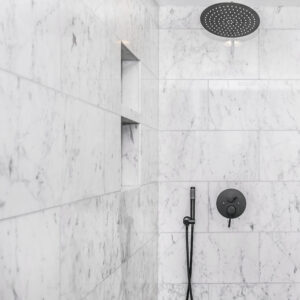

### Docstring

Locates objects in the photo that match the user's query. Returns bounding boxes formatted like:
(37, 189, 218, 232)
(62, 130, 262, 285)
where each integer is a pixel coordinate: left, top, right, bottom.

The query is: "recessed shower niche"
(121, 117, 140, 189)
(121, 43, 141, 114)
(121, 43, 141, 190)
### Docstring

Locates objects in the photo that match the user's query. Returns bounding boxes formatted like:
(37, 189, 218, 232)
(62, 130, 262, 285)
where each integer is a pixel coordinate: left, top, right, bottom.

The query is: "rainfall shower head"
(200, 2, 260, 38)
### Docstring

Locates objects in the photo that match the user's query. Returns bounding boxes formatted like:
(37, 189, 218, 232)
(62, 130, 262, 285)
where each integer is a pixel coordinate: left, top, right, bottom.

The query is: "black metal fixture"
(216, 188, 246, 227)
(200, 2, 260, 38)
(183, 187, 195, 300)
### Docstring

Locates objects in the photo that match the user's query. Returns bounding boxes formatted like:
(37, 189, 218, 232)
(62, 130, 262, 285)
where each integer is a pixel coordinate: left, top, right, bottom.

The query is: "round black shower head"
(200, 2, 260, 38)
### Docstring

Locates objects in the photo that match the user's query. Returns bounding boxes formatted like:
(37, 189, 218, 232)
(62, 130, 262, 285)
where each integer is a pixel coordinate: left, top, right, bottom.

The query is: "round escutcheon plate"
(216, 189, 246, 219)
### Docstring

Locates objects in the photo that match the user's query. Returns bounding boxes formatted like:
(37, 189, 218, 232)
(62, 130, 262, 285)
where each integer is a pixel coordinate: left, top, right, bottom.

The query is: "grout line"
(0, 182, 159, 223)
(159, 129, 300, 132)
(161, 282, 300, 285)
(159, 180, 300, 183)
(81, 234, 158, 299)
(159, 28, 300, 31)
(159, 231, 300, 234)
(258, 232, 261, 283)
(158, 78, 300, 81)
(0, 69, 159, 131)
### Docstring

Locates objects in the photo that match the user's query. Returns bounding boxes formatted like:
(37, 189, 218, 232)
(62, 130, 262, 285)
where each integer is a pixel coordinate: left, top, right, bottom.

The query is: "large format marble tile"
(0, 0, 61, 89)
(260, 6, 300, 29)
(158, 283, 208, 300)
(159, 182, 208, 233)
(209, 80, 300, 130)
(141, 125, 158, 185)
(159, 80, 209, 130)
(159, 6, 205, 29)
(0, 209, 60, 300)
(62, 96, 105, 204)
(209, 182, 300, 232)
(0, 73, 65, 219)
(208, 80, 260, 130)
(210, 283, 300, 300)
(84, 268, 124, 300)
(60, 193, 121, 300)
(61, 1, 121, 113)
(120, 188, 144, 261)
(141, 183, 159, 241)
(159, 29, 259, 79)
(159, 131, 259, 181)
(159, 233, 259, 284)
(141, 65, 159, 129)
(260, 30, 300, 79)
(260, 233, 300, 283)
(122, 236, 158, 300)
(209, 284, 261, 300)
(260, 131, 300, 180)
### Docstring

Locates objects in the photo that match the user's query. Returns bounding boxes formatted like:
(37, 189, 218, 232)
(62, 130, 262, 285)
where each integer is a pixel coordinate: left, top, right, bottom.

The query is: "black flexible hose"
(185, 224, 194, 300)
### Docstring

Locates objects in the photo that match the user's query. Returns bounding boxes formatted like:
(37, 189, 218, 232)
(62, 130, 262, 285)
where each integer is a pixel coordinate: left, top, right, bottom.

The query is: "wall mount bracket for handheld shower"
(216, 188, 246, 228)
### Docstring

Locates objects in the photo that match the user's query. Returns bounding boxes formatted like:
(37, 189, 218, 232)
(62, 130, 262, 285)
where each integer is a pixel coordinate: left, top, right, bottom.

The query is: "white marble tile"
(259, 80, 300, 130)
(120, 188, 144, 261)
(141, 125, 158, 184)
(260, 131, 300, 180)
(159, 6, 205, 29)
(0, 209, 60, 300)
(209, 283, 300, 300)
(159, 233, 259, 284)
(142, 0, 159, 27)
(259, 284, 300, 299)
(159, 29, 259, 79)
(85, 268, 124, 300)
(159, 131, 259, 181)
(60, 193, 121, 300)
(0, 73, 65, 219)
(141, 64, 159, 128)
(62, 97, 105, 204)
(208, 80, 300, 130)
(158, 283, 208, 300)
(260, 30, 300, 79)
(122, 124, 140, 187)
(104, 113, 121, 194)
(61, 1, 121, 113)
(115, 0, 145, 61)
(260, 233, 300, 282)
(260, 6, 300, 29)
(122, 236, 158, 300)
(159, 80, 209, 130)
(141, 183, 159, 240)
(209, 182, 300, 232)
(209, 284, 261, 300)
(0, 0, 61, 89)
(159, 182, 208, 233)
(208, 80, 260, 130)
(142, 11, 159, 76)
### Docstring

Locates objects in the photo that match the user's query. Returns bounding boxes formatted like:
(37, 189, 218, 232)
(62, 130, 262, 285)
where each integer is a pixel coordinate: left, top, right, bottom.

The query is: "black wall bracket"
(216, 188, 246, 228)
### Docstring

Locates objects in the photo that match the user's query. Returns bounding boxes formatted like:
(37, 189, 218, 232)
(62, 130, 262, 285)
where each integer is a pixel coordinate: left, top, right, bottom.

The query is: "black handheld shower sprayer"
(183, 187, 195, 300)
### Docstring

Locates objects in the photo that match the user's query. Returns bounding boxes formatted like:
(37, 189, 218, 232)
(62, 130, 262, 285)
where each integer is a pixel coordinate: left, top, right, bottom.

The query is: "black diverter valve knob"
(216, 189, 246, 228)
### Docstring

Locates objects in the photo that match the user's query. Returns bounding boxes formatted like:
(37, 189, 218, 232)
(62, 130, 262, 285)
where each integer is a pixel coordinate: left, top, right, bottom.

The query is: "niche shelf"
(121, 117, 140, 190)
(121, 43, 141, 123)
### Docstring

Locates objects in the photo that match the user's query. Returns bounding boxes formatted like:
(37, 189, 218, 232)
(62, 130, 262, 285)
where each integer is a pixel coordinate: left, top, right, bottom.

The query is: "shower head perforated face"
(200, 2, 260, 38)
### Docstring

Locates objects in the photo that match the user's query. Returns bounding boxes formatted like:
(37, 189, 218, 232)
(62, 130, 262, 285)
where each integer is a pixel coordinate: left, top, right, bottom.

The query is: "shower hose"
(185, 221, 194, 300)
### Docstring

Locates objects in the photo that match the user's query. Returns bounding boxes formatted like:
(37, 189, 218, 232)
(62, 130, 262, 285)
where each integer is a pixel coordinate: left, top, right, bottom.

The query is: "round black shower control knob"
(227, 205, 236, 216)
(216, 188, 246, 222)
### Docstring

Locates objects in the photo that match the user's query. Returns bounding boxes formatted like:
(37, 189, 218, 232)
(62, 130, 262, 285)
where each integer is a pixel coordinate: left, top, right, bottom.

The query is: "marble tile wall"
(0, 0, 159, 299)
(159, 4, 300, 300)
